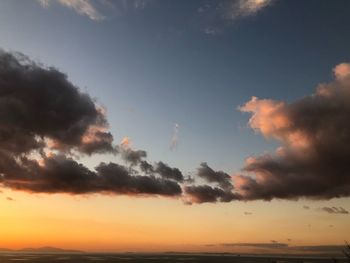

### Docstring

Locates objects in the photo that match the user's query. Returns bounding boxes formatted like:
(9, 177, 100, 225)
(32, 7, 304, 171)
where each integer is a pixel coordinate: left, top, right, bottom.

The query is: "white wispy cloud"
(38, 0, 105, 20)
(170, 123, 179, 150)
(37, 0, 152, 20)
(225, 0, 275, 20)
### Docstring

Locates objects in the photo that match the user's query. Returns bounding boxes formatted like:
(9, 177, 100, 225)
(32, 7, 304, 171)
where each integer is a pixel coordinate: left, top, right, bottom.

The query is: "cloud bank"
(1, 49, 350, 205)
(0, 50, 181, 197)
(235, 63, 350, 200)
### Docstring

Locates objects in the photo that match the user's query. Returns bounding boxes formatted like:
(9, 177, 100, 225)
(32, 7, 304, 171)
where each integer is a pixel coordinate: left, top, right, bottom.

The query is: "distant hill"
(0, 246, 83, 253)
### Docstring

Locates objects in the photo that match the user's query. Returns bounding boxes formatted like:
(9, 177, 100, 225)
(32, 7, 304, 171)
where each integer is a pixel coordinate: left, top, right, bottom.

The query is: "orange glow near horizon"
(0, 189, 349, 253)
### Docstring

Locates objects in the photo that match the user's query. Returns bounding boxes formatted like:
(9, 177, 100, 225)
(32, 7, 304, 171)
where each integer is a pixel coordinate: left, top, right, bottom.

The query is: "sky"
(0, 0, 350, 254)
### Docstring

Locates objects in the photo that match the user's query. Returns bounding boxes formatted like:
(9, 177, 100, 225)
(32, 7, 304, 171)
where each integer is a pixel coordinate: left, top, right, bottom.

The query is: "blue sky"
(1, 0, 350, 175)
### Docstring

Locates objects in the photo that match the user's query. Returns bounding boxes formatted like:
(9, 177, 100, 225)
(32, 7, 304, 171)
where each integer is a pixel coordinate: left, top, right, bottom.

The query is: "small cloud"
(170, 123, 179, 151)
(38, 0, 50, 8)
(303, 205, 310, 210)
(120, 137, 131, 148)
(203, 27, 222, 36)
(244, 211, 253, 215)
(225, 0, 276, 20)
(6, 197, 15, 201)
(319, 207, 349, 214)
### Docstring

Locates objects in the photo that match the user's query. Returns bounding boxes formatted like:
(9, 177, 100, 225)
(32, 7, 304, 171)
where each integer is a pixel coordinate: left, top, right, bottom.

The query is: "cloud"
(120, 147, 147, 167)
(155, 161, 184, 182)
(0, 50, 115, 156)
(0, 49, 182, 198)
(184, 185, 237, 204)
(37, 0, 152, 20)
(2, 154, 181, 196)
(244, 211, 252, 215)
(196, 0, 276, 36)
(183, 163, 237, 204)
(224, 0, 275, 20)
(6, 197, 15, 201)
(170, 123, 179, 151)
(303, 205, 310, 210)
(234, 63, 350, 200)
(197, 162, 233, 190)
(4, 48, 350, 205)
(320, 206, 349, 214)
(38, 0, 105, 20)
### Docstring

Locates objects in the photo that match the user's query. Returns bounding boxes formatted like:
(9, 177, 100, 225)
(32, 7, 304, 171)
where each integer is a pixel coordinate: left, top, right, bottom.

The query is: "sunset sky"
(0, 0, 349, 254)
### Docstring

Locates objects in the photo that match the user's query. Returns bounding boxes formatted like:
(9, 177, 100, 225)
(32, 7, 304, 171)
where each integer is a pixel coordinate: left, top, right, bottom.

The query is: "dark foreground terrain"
(0, 253, 347, 263)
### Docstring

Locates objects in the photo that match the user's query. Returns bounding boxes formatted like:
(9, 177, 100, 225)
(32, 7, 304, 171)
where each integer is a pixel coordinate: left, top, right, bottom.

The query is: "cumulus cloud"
(0, 50, 114, 155)
(234, 63, 350, 200)
(4, 48, 350, 205)
(320, 207, 349, 214)
(0, 49, 181, 198)
(2, 154, 181, 196)
(183, 162, 237, 204)
(197, 162, 233, 190)
(120, 147, 147, 167)
(155, 161, 184, 182)
(184, 185, 237, 204)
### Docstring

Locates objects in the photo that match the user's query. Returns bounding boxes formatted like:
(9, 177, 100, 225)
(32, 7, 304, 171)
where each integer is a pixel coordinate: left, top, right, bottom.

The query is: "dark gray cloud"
(320, 206, 349, 214)
(235, 63, 350, 201)
(120, 147, 147, 166)
(139, 160, 154, 174)
(155, 161, 184, 182)
(0, 50, 181, 198)
(0, 49, 115, 156)
(185, 185, 237, 204)
(197, 162, 232, 190)
(2, 154, 181, 196)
